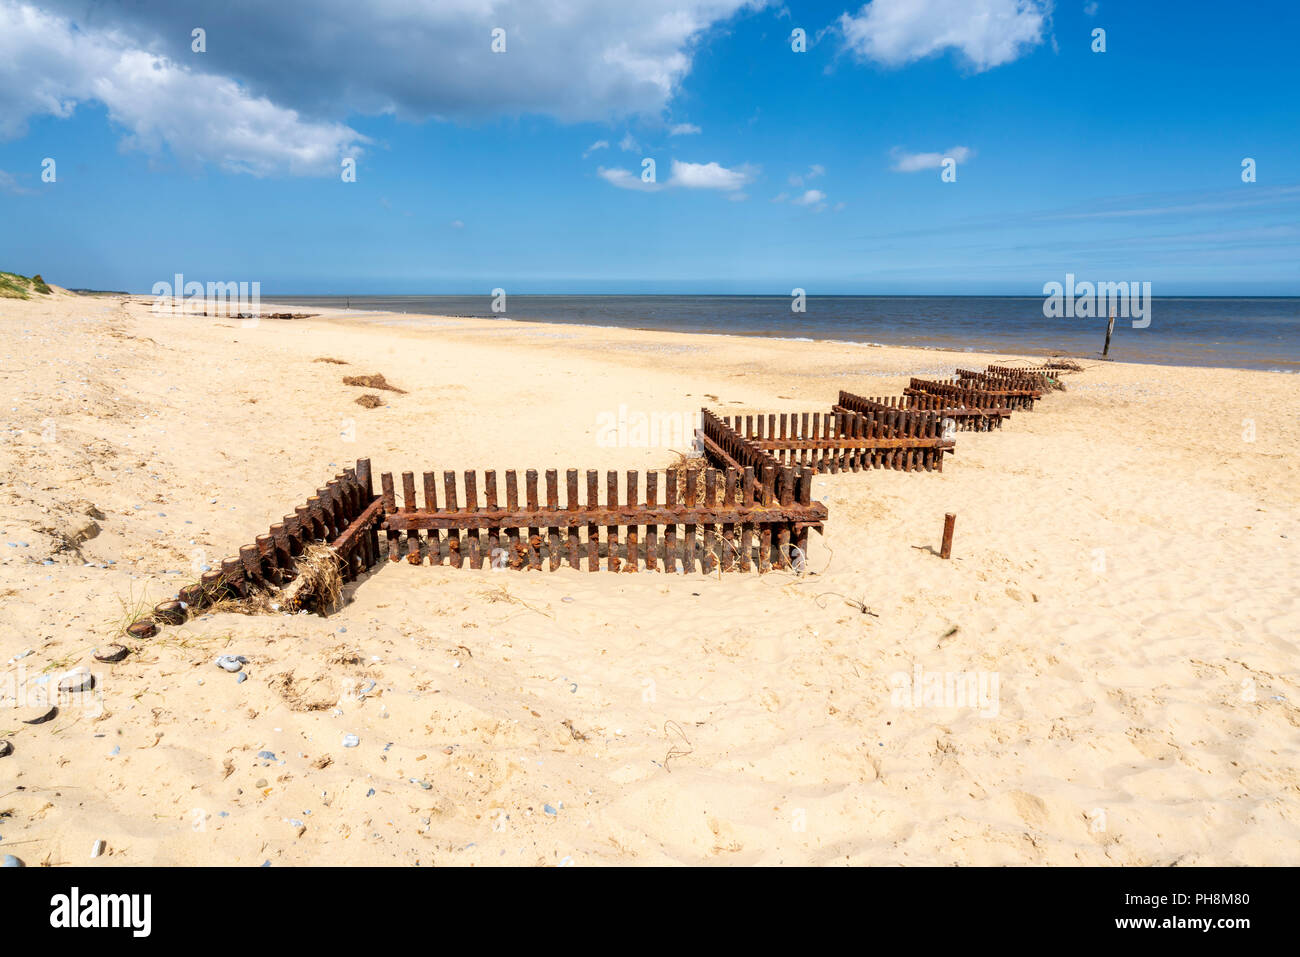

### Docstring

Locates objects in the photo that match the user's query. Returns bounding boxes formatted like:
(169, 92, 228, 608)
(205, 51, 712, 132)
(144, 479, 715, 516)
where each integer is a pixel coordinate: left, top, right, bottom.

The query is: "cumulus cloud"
(791, 188, 826, 206)
(890, 145, 973, 172)
(840, 0, 1049, 72)
(23, 0, 755, 119)
(598, 158, 754, 194)
(0, 1, 365, 175)
(597, 166, 664, 191)
(669, 123, 702, 135)
(668, 159, 754, 190)
(2, 0, 757, 175)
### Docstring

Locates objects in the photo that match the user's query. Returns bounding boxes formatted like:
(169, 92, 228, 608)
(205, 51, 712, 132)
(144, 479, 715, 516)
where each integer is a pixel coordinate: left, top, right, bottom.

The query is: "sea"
(266, 295, 1300, 372)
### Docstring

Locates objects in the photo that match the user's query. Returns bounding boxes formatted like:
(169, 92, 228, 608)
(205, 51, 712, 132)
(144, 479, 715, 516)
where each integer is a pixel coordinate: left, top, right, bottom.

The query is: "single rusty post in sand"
(940, 513, 956, 560)
(1103, 308, 1116, 357)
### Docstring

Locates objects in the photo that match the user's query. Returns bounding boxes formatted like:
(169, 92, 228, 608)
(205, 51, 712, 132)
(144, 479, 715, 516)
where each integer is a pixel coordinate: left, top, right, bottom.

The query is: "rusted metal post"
(940, 513, 956, 560)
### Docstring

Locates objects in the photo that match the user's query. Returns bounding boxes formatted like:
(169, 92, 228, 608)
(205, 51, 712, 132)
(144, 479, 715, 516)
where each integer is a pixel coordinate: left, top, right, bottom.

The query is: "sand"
(0, 293, 1296, 866)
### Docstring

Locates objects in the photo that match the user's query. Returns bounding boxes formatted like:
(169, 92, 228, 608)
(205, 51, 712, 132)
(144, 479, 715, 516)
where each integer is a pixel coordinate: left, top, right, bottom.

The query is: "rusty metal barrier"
(955, 368, 1044, 406)
(835, 389, 1008, 433)
(907, 377, 1037, 412)
(379, 464, 825, 574)
(985, 364, 1069, 383)
(126, 461, 385, 638)
(126, 455, 828, 637)
(704, 405, 952, 473)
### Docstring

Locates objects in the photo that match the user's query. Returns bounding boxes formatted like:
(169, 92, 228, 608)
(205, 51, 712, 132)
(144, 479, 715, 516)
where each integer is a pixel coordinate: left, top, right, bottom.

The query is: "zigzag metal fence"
(126, 456, 828, 637)
(906, 377, 1038, 412)
(124, 359, 1080, 638)
(954, 369, 1044, 406)
(833, 389, 1007, 433)
(701, 405, 953, 473)
(378, 464, 825, 574)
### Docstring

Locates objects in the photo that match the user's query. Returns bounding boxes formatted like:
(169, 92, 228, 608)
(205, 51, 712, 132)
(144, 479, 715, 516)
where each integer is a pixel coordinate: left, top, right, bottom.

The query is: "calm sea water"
(269, 295, 1300, 372)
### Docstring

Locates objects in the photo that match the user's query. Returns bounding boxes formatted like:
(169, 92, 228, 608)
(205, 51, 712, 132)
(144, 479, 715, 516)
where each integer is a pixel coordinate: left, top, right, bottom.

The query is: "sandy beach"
(1, 291, 1296, 867)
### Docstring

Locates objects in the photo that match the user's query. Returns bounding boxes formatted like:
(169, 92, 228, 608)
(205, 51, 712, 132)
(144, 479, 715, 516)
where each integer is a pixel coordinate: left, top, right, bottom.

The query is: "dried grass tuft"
(666, 449, 709, 499)
(204, 544, 343, 617)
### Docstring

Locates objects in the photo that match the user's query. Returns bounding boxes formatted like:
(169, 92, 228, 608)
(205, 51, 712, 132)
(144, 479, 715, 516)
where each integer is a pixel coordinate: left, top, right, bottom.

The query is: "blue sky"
(0, 0, 1297, 294)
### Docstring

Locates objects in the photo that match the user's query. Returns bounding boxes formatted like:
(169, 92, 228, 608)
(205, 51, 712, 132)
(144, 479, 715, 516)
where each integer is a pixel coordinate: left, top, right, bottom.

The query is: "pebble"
(91, 840, 105, 858)
(0, 740, 12, 758)
(236, 673, 247, 684)
(93, 644, 129, 663)
(342, 734, 360, 748)
(215, 655, 245, 672)
(257, 750, 277, 761)
(2, 855, 23, 867)
(58, 669, 96, 693)
(18, 704, 57, 725)
(544, 804, 558, 816)
(561, 596, 575, 603)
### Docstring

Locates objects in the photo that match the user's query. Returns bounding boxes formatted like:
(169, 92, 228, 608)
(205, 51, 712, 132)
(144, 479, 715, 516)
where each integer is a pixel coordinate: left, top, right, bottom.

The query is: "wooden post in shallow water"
(1102, 308, 1116, 357)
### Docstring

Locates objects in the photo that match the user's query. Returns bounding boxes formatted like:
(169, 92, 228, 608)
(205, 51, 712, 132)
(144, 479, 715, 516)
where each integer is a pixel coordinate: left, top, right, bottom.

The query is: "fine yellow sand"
(0, 293, 1296, 866)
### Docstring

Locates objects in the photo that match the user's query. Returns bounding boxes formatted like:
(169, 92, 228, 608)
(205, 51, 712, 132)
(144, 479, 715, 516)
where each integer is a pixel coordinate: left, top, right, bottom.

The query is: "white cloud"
(597, 166, 663, 191)
(598, 158, 754, 194)
(792, 189, 826, 206)
(583, 139, 610, 157)
(890, 145, 973, 172)
(668, 159, 754, 190)
(840, 0, 1049, 72)
(21, 0, 756, 125)
(0, 1, 365, 175)
(669, 122, 702, 135)
(2, 0, 758, 175)
(450, 219, 465, 228)
(619, 132, 641, 152)
(788, 162, 824, 186)
(0, 169, 34, 194)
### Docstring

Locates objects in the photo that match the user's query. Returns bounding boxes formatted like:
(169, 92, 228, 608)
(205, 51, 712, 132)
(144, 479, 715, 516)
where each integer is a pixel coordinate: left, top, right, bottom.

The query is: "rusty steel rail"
(378, 465, 825, 574)
(710, 405, 953, 473)
(126, 459, 385, 638)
